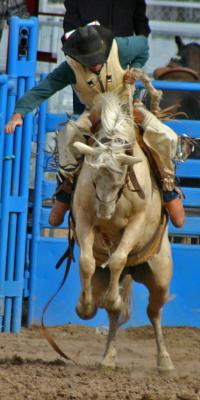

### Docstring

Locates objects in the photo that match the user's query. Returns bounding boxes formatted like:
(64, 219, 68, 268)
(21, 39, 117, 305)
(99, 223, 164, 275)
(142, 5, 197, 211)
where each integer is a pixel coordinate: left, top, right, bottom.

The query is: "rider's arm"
(5, 62, 76, 133)
(116, 35, 149, 69)
(14, 61, 76, 116)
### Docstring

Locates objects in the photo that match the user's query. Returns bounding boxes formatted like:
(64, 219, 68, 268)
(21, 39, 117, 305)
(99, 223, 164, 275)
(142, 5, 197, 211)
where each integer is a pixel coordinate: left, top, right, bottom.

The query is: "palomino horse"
(72, 92, 174, 372)
(153, 36, 200, 120)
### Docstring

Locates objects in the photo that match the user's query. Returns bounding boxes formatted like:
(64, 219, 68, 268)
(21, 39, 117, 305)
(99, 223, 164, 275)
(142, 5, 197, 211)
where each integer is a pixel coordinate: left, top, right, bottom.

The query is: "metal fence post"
(0, 16, 38, 332)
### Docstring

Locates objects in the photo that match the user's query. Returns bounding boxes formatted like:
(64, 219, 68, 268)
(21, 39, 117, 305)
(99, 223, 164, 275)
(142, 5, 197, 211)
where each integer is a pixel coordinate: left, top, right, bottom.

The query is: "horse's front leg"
(102, 275, 132, 368)
(75, 218, 96, 319)
(104, 217, 145, 311)
(103, 249, 128, 311)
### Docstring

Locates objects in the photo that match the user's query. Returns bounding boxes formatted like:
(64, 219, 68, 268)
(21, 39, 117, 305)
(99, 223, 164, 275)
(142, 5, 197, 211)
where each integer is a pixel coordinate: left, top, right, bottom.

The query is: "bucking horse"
(71, 90, 174, 372)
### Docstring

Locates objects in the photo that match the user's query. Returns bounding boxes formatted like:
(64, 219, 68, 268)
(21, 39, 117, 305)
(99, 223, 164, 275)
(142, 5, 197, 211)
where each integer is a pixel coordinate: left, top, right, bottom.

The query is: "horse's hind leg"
(92, 269, 132, 368)
(101, 311, 119, 368)
(146, 252, 174, 372)
(90, 267, 119, 367)
(133, 243, 174, 372)
(102, 275, 132, 368)
(147, 285, 174, 372)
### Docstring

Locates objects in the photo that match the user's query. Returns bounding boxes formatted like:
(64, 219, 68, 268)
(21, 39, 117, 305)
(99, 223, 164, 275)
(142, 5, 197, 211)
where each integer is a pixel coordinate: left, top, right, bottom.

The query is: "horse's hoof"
(75, 302, 97, 320)
(104, 294, 122, 312)
(157, 354, 175, 374)
(101, 348, 117, 369)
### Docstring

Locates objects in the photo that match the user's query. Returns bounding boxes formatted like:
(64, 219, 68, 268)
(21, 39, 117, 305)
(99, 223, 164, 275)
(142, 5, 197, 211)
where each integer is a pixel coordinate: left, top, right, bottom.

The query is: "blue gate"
(0, 17, 200, 332)
(27, 110, 200, 329)
(0, 17, 38, 332)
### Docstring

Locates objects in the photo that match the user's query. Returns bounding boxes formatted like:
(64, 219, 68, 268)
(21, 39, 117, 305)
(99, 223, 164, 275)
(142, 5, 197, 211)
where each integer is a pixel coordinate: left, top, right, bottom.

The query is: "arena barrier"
(0, 17, 38, 333)
(0, 17, 200, 333)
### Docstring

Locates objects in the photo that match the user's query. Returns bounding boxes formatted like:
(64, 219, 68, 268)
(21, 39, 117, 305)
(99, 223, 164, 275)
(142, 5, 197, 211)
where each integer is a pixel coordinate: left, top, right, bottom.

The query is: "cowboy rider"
(5, 23, 185, 228)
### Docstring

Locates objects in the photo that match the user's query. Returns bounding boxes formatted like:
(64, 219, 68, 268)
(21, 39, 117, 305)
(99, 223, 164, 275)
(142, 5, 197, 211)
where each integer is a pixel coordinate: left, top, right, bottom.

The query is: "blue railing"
(0, 17, 38, 333)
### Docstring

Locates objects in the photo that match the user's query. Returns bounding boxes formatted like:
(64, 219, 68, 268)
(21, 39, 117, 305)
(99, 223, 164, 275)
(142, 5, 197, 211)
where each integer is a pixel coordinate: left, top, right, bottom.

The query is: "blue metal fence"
(27, 109, 200, 329)
(0, 17, 200, 332)
(0, 17, 38, 333)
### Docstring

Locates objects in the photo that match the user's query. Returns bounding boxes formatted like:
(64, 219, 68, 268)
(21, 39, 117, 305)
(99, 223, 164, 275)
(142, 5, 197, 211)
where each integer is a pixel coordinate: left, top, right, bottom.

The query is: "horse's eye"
(114, 138, 124, 145)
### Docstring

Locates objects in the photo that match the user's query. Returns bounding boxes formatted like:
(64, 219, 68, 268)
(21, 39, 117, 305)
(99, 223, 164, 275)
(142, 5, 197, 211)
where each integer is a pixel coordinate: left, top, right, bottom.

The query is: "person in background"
(63, 0, 151, 113)
(0, 0, 29, 42)
(5, 24, 185, 229)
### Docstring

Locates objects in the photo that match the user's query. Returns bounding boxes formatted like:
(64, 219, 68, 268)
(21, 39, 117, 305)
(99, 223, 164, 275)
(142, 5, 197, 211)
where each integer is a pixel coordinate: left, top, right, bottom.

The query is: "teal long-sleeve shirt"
(15, 35, 149, 116)
(15, 61, 76, 116)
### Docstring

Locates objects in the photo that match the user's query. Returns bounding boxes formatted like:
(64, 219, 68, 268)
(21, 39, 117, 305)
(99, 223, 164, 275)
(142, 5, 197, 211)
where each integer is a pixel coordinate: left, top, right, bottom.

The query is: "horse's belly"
(92, 208, 164, 267)
(93, 222, 126, 265)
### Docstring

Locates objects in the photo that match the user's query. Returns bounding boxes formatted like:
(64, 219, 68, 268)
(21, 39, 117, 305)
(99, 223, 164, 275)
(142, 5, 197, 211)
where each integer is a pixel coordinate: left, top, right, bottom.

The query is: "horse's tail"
(118, 274, 132, 326)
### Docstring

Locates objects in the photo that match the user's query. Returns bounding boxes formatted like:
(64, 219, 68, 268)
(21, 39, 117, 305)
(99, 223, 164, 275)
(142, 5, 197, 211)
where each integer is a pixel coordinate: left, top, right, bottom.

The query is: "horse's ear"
(175, 36, 184, 50)
(116, 154, 141, 166)
(73, 141, 97, 156)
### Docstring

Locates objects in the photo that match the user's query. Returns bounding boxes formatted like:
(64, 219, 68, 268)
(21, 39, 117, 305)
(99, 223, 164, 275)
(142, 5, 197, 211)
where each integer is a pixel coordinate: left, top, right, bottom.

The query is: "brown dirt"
(0, 325, 200, 400)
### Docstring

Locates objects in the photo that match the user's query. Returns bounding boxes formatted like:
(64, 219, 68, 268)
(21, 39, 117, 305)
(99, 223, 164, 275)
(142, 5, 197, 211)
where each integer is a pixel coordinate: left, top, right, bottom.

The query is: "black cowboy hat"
(62, 25, 114, 67)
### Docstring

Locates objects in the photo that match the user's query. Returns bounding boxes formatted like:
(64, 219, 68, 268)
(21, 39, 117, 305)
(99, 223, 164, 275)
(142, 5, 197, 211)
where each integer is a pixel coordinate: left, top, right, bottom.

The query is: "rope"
(131, 68, 162, 116)
(41, 213, 76, 363)
(123, 67, 162, 117)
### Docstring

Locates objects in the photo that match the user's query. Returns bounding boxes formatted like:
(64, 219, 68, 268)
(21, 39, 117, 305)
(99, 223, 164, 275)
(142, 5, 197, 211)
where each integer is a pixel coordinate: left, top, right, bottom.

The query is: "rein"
(41, 212, 76, 363)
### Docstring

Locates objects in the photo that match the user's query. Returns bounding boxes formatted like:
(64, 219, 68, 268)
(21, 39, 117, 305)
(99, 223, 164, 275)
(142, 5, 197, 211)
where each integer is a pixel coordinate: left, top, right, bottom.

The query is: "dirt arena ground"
(0, 325, 200, 400)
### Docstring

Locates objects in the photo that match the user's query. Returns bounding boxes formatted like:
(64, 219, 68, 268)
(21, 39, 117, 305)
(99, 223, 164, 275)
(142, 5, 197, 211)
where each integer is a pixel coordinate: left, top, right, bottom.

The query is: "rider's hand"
(5, 113, 23, 134)
(124, 70, 136, 85)
(73, 112, 92, 131)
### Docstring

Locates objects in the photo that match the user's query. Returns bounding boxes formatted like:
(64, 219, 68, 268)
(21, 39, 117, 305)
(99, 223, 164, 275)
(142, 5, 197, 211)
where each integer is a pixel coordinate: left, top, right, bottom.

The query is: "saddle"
(135, 126, 163, 189)
(154, 65, 200, 82)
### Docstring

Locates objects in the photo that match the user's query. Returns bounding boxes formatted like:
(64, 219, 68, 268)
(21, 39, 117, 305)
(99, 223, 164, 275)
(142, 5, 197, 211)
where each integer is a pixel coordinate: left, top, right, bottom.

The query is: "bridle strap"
(93, 181, 123, 204)
(127, 166, 145, 200)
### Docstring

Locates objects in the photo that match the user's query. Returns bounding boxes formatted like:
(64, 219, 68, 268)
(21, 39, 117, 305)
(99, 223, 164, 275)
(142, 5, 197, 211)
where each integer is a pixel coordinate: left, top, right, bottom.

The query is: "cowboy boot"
(48, 173, 73, 227)
(48, 199, 70, 227)
(163, 189, 185, 228)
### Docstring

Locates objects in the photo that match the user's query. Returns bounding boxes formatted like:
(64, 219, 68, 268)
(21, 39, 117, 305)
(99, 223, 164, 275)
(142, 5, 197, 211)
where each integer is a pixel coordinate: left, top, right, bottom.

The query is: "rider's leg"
(133, 104, 185, 228)
(48, 173, 72, 226)
(48, 113, 92, 227)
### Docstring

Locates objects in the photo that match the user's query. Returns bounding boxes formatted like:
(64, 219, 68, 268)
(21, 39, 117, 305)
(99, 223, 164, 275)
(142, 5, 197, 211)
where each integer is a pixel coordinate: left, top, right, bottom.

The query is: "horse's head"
(171, 36, 200, 75)
(74, 140, 140, 219)
(74, 92, 141, 219)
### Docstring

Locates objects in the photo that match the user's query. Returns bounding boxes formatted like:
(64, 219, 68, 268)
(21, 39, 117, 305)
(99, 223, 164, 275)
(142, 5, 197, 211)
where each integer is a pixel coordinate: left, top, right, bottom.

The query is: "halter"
(99, 136, 133, 155)
(93, 181, 124, 205)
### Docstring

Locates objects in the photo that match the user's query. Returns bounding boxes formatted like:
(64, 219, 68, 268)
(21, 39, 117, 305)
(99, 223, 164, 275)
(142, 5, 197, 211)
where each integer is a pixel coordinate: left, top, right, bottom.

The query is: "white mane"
(92, 92, 135, 147)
